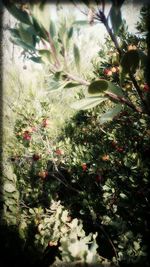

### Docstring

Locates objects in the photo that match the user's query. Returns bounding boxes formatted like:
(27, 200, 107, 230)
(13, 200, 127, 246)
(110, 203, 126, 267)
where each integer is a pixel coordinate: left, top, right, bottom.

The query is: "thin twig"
(47, 32, 61, 68)
(65, 72, 90, 86)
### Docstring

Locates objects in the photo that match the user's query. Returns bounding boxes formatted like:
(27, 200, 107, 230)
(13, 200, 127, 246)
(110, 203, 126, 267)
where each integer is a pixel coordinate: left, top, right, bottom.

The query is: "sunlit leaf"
(64, 82, 81, 88)
(99, 104, 122, 124)
(71, 97, 107, 110)
(38, 49, 51, 64)
(4, 183, 16, 193)
(30, 3, 51, 32)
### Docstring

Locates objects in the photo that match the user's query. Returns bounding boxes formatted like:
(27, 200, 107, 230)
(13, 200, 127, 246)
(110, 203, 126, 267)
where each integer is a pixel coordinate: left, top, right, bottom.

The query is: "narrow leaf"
(109, 5, 122, 34)
(64, 82, 81, 89)
(30, 56, 42, 63)
(49, 20, 56, 38)
(73, 20, 89, 26)
(99, 104, 122, 124)
(73, 44, 80, 71)
(4, 4, 32, 25)
(71, 97, 107, 110)
(32, 16, 48, 40)
(67, 26, 74, 39)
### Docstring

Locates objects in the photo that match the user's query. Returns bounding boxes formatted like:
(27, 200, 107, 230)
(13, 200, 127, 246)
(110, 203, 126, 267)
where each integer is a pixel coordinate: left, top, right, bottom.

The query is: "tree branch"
(105, 91, 142, 113)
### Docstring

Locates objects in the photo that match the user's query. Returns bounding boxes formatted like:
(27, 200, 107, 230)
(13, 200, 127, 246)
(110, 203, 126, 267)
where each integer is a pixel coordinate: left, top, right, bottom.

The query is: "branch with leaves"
(3, 0, 150, 124)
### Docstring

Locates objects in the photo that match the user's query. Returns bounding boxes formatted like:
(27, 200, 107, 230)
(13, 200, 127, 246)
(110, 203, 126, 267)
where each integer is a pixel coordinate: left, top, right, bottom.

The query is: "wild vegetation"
(1, 1, 150, 267)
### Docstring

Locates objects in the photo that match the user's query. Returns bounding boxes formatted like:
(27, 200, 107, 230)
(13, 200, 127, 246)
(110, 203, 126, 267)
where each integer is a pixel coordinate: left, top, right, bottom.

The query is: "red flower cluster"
(23, 131, 31, 141)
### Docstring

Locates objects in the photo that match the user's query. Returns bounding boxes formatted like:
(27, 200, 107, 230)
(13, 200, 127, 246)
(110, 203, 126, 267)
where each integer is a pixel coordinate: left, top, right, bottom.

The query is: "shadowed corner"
(0, 0, 4, 221)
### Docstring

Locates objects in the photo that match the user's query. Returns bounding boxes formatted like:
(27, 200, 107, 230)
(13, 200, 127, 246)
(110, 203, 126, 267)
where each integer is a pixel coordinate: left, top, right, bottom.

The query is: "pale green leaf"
(71, 97, 107, 110)
(4, 183, 16, 193)
(99, 104, 123, 124)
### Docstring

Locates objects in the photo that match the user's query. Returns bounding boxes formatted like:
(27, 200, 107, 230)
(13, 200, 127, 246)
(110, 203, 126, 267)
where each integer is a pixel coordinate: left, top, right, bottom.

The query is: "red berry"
(32, 154, 40, 161)
(55, 149, 64, 155)
(103, 68, 112, 76)
(143, 84, 150, 92)
(82, 163, 87, 171)
(116, 146, 124, 153)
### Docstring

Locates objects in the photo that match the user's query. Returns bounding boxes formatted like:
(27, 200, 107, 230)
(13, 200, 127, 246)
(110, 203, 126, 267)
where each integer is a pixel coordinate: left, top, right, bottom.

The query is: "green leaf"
(67, 26, 73, 39)
(88, 80, 109, 95)
(88, 80, 124, 97)
(31, 3, 51, 32)
(4, 183, 16, 193)
(10, 37, 35, 51)
(38, 49, 51, 64)
(30, 56, 42, 63)
(19, 24, 34, 47)
(49, 20, 56, 38)
(32, 16, 48, 40)
(106, 82, 125, 97)
(109, 5, 122, 34)
(99, 104, 122, 124)
(5, 4, 32, 25)
(73, 44, 80, 71)
(9, 28, 20, 39)
(64, 82, 81, 89)
(71, 97, 107, 110)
